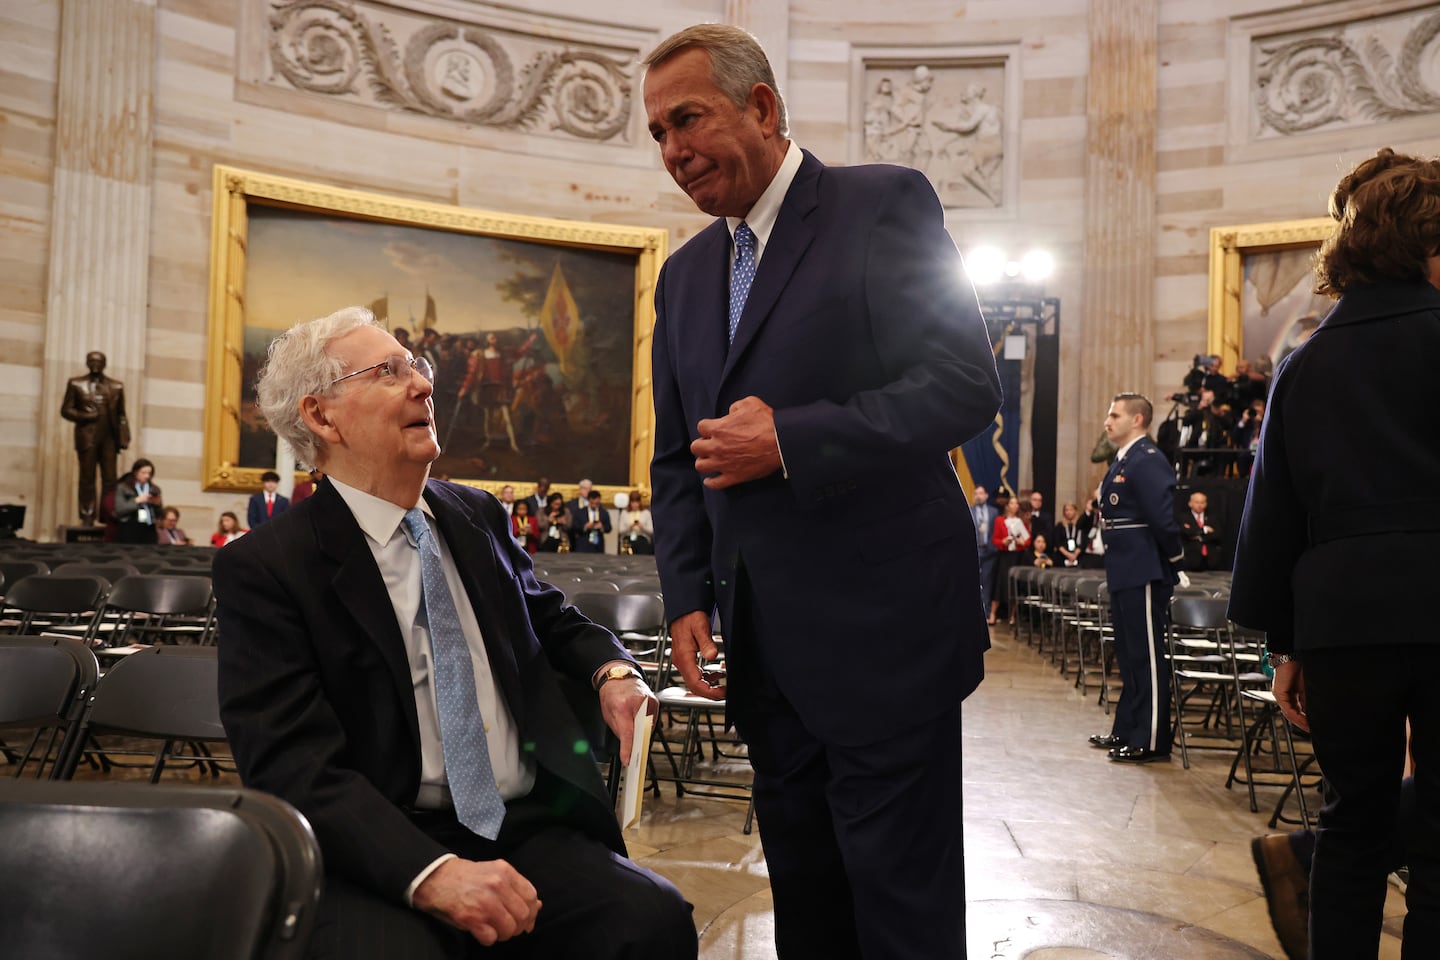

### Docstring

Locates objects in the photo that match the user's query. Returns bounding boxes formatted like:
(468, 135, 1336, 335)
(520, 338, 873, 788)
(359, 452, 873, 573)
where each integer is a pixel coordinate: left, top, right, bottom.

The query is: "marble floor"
(628, 626, 1409, 959)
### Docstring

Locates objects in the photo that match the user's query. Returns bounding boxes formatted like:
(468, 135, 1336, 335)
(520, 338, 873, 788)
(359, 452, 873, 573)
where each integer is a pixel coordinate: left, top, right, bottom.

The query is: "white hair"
(255, 306, 382, 469)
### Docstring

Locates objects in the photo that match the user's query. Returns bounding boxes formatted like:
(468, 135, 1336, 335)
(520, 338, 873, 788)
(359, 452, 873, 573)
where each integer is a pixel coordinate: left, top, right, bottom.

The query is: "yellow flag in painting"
(539, 263, 582, 377)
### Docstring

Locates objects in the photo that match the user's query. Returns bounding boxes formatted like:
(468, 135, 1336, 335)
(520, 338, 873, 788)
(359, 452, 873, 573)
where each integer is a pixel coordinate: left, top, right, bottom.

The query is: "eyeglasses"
(330, 354, 435, 388)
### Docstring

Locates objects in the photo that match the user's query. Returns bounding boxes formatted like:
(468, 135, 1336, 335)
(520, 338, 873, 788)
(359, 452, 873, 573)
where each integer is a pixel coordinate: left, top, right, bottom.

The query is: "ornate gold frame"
(204, 165, 667, 498)
(1206, 216, 1333, 371)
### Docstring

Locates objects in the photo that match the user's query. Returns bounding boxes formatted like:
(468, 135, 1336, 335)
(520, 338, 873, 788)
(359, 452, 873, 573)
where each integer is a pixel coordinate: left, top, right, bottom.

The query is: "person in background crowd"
(1078, 497, 1106, 570)
(1178, 491, 1223, 572)
(972, 485, 999, 624)
(211, 511, 246, 547)
(540, 492, 569, 553)
(1030, 533, 1053, 569)
(1027, 490, 1050, 537)
(574, 490, 611, 554)
(565, 479, 594, 552)
(293, 469, 324, 504)
(619, 490, 654, 555)
(511, 498, 540, 555)
(498, 484, 517, 517)
(1053, 502, 1083, 568)
(114, 458, 162, 544)
(1229, 147, 1440, 960)
(1234, 399, 1265, 476)
(247, 470, 290, 528)
(991, 497, 1031, 625)
(524, 478, 551, 518)
(157, 506, 191, 545)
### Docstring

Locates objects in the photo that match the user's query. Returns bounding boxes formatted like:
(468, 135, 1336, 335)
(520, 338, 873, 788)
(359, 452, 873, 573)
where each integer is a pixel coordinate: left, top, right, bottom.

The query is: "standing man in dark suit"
(564, 479, 592, 551)
(1026, 489, 1051, 539)
(644, 24, 1001, 959)
(523, 477, 550, 519)
(1088, 393, 1184, 763)
(246, 470, 291, 529)
(214, 307, 695, 960)
(570, 490, 611, 553)
(60, 350, 130, 526)
(973, 485, 999, 624)
(1177, 490, 1222, 571)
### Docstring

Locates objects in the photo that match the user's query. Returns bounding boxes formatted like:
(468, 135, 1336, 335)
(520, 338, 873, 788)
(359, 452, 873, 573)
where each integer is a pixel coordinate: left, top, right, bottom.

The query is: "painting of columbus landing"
(238, 206, 639, 485)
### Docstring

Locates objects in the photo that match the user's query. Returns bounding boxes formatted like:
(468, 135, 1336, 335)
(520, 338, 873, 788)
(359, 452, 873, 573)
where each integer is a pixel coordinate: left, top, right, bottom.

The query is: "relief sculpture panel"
(261, 0, 642, 144)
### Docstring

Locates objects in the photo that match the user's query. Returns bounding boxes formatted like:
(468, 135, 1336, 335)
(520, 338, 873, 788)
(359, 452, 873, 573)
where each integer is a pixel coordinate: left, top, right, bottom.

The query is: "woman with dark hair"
(511, 498, 540, 555)
(619, 490, 654, 555)
(113, 458, 162, 544)
(539, 492, 569, 553)
(990, 497, 1031, 625)
(1229, 147, 1440, 960)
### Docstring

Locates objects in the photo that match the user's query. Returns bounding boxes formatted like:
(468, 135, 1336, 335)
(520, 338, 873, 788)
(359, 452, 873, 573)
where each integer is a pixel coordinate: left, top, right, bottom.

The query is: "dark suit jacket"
(246, 491, 291, 529)
(1099, 436, 1183, 591)
(1229, 281, 1440, 655)
(60, 374, 129, 451)
(650, 151, 1002, 746)
(1177, 512, 1222, 571)
(214, 479, 631, 901)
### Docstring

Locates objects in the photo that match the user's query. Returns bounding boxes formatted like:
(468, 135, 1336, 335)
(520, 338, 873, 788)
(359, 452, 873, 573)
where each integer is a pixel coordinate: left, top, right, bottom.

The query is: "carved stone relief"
(1251, 7, 1440, 138)
(265, 0, 638, 143)
(860, 59, 1010, 210)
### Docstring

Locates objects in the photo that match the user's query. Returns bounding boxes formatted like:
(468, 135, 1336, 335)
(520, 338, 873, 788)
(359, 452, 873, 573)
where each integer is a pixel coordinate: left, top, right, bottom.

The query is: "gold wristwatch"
(596, 663, 644, 690)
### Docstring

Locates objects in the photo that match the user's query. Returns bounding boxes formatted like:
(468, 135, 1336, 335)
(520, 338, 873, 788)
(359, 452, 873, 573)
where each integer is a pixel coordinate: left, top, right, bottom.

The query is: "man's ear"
(749, 82, 780, 135)
(299, 394, 340, 445)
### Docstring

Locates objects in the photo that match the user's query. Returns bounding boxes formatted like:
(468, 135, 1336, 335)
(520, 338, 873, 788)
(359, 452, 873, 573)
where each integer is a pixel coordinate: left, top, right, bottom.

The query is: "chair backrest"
(0, 780, 322, 960)
(0, 559, 50, 588)
(1169, 596, 1231, 631)
(53, 561, 140, 583)
(0, 636, 99, 728)
(569, 592, 666, 634)
(2, 574, 110, 635)
(106, 574, 214, 615)
(81, 645, 225, 742)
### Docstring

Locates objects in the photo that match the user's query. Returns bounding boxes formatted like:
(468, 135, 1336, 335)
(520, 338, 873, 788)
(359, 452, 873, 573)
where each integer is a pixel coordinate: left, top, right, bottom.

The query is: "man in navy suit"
(214, 308, 695, 960)
(644, 24, 1001, 959)
(246, 470, 290, 528)
(1089, 393, 1184, 763)
(973, 485, 999, 621)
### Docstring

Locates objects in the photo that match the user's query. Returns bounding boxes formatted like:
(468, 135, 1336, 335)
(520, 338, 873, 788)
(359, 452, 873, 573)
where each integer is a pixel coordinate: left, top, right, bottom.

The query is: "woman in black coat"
(1229, 148, 1440, 960)
(113, 458, 163, 544)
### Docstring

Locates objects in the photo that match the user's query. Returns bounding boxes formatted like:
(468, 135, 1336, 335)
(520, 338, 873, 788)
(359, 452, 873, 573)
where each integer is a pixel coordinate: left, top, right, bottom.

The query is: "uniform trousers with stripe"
(1108, 581, 1173, 753)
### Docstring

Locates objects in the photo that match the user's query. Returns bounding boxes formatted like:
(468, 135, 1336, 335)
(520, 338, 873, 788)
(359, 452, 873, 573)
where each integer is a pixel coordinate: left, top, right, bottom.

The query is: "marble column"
(726, 0, 790, 102)
(1079, 0, 1157, 481)
(35, 0, 157, 539)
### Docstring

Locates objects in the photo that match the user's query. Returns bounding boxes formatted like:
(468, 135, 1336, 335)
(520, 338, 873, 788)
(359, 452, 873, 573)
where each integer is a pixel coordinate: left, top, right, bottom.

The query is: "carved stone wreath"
(268, 0, 634, 143)
(1254, 9, 1440, 136)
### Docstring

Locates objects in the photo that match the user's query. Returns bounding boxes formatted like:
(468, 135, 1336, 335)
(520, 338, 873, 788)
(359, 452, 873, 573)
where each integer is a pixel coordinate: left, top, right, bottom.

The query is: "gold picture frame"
(204, 165, 667, 500)
(1207, 217, 1334, 372)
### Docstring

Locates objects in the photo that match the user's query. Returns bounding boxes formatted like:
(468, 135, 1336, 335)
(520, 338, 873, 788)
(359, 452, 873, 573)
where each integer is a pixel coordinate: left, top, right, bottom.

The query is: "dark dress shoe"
(1108, 745, 1171, 764)
(1251, 835, 1309, 960)
(1088, 734, 1123, 749)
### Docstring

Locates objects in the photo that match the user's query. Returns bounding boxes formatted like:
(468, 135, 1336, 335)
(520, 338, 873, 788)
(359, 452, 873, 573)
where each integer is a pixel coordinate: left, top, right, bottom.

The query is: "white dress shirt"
(328, 478, 535, 901)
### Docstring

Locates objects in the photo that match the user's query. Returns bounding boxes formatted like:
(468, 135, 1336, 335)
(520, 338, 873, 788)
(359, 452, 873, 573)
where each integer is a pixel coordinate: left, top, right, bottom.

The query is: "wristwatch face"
(606, 665, 637, 682)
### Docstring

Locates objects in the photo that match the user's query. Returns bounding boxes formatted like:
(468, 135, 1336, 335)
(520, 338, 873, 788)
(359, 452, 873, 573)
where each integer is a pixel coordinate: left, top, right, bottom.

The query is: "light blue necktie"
(729, 221, 757, 343)
(403, 508, 506, 840)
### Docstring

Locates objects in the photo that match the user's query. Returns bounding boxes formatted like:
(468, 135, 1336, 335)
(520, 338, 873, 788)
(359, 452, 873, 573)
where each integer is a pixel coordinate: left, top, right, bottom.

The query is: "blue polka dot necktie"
(729, 221, 757, 344)
(403, 508, 506, 840)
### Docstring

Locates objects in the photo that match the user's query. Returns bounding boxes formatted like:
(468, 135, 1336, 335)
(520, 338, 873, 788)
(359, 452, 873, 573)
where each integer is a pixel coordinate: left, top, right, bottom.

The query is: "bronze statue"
(60, 351, 130, 525)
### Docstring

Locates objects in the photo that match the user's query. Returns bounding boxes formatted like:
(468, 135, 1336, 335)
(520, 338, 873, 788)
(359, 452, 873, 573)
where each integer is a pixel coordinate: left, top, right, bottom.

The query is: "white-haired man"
(214, 307, 696, 959)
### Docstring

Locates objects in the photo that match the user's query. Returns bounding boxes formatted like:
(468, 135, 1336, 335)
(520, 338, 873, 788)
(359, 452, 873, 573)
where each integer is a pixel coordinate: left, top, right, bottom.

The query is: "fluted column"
(726, 0, 789, 102)
(1079, 0, 1157, 479)
(35, 0, 156, 538)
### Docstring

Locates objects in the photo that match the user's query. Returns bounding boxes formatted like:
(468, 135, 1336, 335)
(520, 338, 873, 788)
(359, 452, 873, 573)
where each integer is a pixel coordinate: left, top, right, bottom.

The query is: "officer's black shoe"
(1088, 734, 1123, 749)
(1108, 745, 1171, 764)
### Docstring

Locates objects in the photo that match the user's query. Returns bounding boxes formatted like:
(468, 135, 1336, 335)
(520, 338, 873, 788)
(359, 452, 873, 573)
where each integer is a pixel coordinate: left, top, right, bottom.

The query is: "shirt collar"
(1115, 435, 1145, 463)
(726, 140, 802, 258)
(329, 476, 432, 547)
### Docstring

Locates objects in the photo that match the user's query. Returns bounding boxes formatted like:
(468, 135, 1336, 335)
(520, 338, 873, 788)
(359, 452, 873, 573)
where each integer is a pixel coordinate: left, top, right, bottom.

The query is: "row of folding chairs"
(1, 637, 228, 783)
(0, 572, 216, 648)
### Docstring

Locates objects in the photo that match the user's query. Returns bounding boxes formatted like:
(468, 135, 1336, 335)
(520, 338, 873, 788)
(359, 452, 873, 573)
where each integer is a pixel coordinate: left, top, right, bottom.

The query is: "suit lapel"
(688, 224, 731, 410)
(718, 151, 822, 391)
(424, 482, 524, 718)
(309, 483, 418, 744)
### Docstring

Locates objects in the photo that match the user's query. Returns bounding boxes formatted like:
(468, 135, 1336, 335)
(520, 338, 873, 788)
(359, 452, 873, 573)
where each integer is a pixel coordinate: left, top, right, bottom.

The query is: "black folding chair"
(0, 574, 109, 637)
(90, 574, 216, 648)
(57, 645, 229, 782)
(0, 559, 50, 594)
(52, 561, 141, 583)
(0, 779, 321, 960)
(0, 636, 99, 778)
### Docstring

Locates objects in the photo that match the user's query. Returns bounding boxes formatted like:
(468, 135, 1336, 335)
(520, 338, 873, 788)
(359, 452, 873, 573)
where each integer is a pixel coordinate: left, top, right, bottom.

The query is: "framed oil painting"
(1207, 217, 1335, 373)
(204, 165, 667, 498)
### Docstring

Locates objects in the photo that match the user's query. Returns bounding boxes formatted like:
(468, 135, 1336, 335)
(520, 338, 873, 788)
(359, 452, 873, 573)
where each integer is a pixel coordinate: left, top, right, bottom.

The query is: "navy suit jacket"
(650, 151, 1002, 746)
(1229, 281, 1440, 655)
(214, 479, 630, 901)
(247, 491, 290, 528)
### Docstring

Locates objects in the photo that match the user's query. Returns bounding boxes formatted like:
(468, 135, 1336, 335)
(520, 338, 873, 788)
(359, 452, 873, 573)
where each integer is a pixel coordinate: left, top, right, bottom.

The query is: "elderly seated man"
(213, 306, 696, 959)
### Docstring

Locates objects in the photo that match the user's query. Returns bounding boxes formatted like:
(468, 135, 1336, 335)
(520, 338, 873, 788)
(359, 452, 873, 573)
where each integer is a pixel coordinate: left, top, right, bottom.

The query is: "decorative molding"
(260, 0, 642, 144)
(1248, 5, 1440, 139)
(848, 45, 1021, 218)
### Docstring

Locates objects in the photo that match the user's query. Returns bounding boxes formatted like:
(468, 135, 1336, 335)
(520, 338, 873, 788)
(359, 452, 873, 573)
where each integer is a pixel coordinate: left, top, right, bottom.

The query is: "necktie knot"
(403, 506, 430, 549)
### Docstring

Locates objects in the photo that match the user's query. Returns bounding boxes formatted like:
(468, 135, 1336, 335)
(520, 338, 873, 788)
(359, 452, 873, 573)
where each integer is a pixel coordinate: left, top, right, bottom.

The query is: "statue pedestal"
(58, 525, 106, 544)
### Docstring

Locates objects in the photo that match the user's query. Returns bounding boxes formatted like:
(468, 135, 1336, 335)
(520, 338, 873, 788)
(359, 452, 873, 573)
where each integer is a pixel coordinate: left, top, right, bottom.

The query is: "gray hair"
(255, 306, 381, 469)
(644, 23, 788, 136)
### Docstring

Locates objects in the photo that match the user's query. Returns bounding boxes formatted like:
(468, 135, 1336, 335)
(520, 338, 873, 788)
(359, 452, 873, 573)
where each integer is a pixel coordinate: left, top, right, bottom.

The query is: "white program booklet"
(620, 703, 655, 830)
